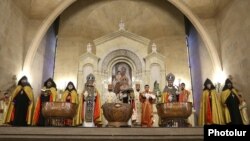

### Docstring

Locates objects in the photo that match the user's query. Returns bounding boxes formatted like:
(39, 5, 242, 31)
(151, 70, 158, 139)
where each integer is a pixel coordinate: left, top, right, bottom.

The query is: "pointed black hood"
(222, 78, 234, 91)
(17, 76, 31, 87)
(65, 82, 77, 92)
(43, 78, 57, 90)
(203, 78, 215, 90)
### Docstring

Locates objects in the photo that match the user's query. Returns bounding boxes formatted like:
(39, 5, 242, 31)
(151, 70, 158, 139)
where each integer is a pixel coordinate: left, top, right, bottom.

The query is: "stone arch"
(23, 0, 77, 74)
(23, 0, 222, 76)
(168, 0, 222, 72)
(101, 49, 142, 73)
(77, 63, 94, 92)
(107, 57, 137, 74)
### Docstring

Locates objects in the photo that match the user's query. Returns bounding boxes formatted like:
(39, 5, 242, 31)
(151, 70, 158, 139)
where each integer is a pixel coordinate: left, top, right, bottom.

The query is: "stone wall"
(216, 0, 250, 115)
(0, 0, 57, 97)
(0, 0, 28, 92)
(187, 0, 250, 118)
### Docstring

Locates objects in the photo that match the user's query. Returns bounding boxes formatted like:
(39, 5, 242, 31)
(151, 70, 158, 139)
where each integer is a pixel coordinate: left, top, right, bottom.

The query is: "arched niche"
(101, 49, 142, 73)
(97, 50, 143, 94)
(77, 52, 99, 92)
(150, 64, 161, 88)
(144, 52, 166, 89)
(92, 30, 150, 93)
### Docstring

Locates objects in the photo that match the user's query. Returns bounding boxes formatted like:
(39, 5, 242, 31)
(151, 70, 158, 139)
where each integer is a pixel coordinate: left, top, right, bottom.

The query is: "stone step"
(0, 127, 203, 141)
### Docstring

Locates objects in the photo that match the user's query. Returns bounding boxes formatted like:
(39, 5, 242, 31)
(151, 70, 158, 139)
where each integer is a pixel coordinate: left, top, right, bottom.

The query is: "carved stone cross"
(119, 19, 125, 31)
(87, 43, 92, 53)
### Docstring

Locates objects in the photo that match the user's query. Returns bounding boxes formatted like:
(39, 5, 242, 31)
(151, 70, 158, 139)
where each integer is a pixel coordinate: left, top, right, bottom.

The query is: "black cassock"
(37, 94, 50, 126)
(13, 90, 30, 126)
(225, 92, 243, 125)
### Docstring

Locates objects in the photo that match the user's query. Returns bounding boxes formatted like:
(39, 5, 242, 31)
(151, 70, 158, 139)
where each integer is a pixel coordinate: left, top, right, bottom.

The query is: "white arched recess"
(22, 0, 222, 80)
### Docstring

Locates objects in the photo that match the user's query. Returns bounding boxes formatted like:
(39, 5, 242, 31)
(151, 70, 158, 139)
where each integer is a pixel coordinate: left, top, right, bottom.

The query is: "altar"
(76, 26, 167, 95)
(52, 22, 195, 127)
